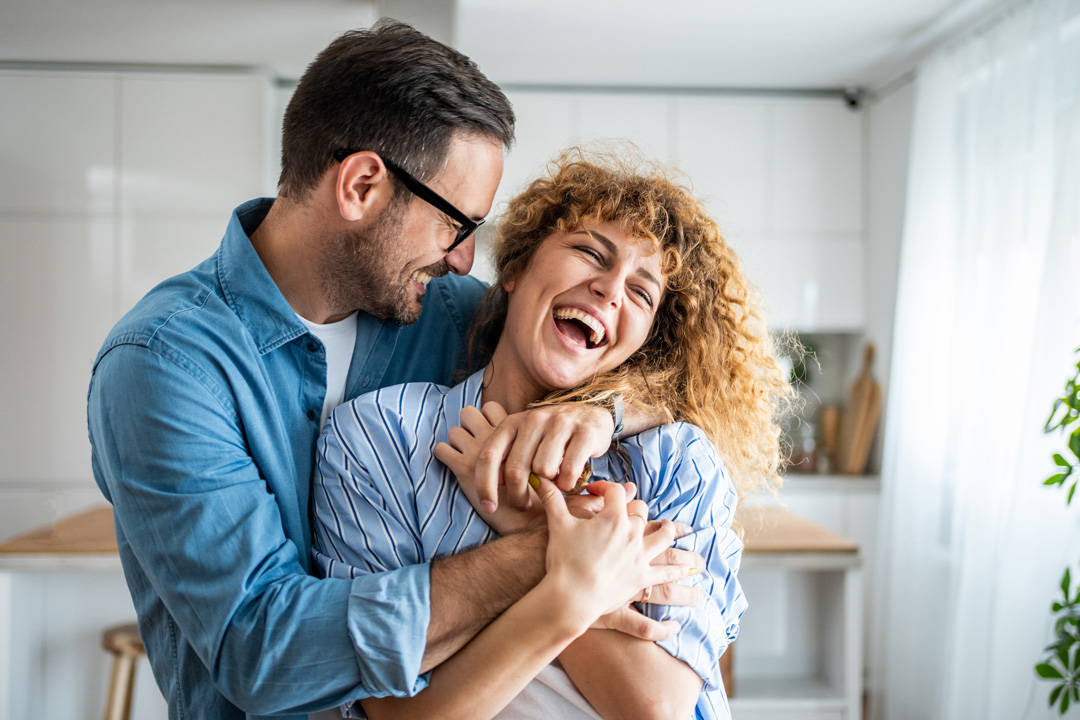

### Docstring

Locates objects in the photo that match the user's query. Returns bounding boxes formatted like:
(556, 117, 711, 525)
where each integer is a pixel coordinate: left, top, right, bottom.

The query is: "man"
(88, 20, 692, 720)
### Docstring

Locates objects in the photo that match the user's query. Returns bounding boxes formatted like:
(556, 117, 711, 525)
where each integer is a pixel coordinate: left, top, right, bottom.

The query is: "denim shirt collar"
(217, 198, 310, 356)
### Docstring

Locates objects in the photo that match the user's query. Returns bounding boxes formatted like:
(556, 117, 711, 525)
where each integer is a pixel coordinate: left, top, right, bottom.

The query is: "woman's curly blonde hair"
(469, 146, 793, 498)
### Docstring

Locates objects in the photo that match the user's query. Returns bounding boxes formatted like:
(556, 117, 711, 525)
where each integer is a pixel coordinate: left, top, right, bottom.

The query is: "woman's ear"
(503, 279, 516, 292)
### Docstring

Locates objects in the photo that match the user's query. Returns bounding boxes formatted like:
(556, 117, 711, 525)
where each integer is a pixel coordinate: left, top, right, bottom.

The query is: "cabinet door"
(738, 235, 865, 331)
(674, 96, 768, 237)
(119, 73, 269, 215)
(769, 99, 863, 236)
(0, 217, 115, 482)
(0, 71, 116, 214)
(497, 90, 576, 207)
(577, 93, 672, 162)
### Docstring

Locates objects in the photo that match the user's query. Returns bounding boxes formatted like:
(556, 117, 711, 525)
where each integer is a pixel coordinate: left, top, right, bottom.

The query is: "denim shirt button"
(307, 342, 318, 353)
(307, 409, 317, 421)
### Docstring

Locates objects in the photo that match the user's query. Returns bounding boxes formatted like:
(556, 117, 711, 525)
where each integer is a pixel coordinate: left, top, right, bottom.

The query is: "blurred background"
(1, 1, 1078, 718)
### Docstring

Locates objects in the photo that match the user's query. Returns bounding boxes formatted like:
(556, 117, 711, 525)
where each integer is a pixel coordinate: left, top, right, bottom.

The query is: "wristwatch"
(607, 392, 624, 443)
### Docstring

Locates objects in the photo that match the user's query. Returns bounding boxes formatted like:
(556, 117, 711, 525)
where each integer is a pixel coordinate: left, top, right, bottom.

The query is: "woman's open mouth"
(553, 307, 608, 349)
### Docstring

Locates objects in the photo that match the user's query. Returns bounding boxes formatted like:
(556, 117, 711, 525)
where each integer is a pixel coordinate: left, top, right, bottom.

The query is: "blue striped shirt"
(312, 369, 746, 720)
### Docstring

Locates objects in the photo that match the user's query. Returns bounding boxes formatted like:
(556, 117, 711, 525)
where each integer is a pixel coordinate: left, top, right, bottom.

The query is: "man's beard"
(319, 202, 448, 326)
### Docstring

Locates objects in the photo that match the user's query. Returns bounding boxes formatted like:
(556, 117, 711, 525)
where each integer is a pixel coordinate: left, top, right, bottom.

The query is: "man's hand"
(435, 401, 614, 512)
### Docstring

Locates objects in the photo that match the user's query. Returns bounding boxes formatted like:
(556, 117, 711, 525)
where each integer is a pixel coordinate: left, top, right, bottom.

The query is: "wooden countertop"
(0, 504, 857, 564)
(0, 506, 117, 555)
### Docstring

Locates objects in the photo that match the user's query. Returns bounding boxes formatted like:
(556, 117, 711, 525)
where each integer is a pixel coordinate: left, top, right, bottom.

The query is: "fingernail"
(528, 473, 541, 491)
(687, 567, 699, 576)
(481, 500, 497, 514)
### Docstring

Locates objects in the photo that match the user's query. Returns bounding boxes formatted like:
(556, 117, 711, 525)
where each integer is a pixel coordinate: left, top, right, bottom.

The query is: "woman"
(312, 148, 790, 719)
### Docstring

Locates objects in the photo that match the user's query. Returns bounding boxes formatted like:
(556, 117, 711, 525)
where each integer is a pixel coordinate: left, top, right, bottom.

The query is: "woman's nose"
(590, 272, 624, 307)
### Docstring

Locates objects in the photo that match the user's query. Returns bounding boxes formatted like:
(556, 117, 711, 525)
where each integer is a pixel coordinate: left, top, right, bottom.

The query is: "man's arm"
(422, 523, 546, 669)
(91, 346, 446, 713)
(437, 401, 671, 512)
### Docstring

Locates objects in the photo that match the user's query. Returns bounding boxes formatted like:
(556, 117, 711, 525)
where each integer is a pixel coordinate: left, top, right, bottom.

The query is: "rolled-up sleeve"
(631, 425, 747, 692)
(89, 343, 431, 715)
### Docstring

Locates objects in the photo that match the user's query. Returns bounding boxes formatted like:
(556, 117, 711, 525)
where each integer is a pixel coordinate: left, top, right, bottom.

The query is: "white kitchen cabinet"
(737, 235, 865, 332)
(493, 88, 865, 332)
(0, 72, 117, 214)
(0, 68, 271, 538)
(119, 73, 269, 215)
(576, 92, 673, 161)
(498, 90, 577, 208)
(0, 217, 116, 483)
(735, 507, 864, 720)
(674, 96, 769, 237)
(770, 99, 863, 236)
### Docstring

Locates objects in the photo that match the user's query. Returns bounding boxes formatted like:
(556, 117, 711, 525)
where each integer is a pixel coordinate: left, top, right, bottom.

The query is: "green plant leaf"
(1056, 453, 1073, 467)
(1046, 473, 1068, 486)
(1051, 685, 1064, 707)
(1070, 429, 1080, 459)
(1063, 641, 1074, 669)
(1068, 481, 1077, 505)
(1065, 569, 1074, 600)
(1048, 399, 1065, 431)
(1038, 662, 1065, 679)
(1063, 688, 1071, 713)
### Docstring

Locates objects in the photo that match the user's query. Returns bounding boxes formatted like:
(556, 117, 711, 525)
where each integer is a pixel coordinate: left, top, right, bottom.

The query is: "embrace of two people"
(87, 18, 789, 720)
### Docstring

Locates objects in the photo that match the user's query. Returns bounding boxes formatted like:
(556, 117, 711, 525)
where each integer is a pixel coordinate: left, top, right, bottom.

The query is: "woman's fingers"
(644, 580, 703, 607)
(480, 401, 509, 427)
(592, 605, 681, 641)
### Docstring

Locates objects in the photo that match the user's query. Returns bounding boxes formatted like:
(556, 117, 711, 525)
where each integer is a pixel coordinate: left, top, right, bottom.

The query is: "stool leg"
(103, 651, 138, 720)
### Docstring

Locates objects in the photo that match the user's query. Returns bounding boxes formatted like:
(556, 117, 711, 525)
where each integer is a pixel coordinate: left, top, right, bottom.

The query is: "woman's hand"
(435, 401, 613, 513)
(437, 402, 545, 534)
(532, 477, 691, 630)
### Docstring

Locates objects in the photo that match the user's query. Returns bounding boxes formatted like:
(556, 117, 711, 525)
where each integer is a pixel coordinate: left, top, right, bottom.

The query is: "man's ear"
(335, 152, 393, 222)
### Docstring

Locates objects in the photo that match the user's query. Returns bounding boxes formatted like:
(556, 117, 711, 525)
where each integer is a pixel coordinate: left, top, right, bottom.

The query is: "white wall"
(862, 81, 915, 468)
(0, 69, 273, 540)
(0, 67, 274, 720)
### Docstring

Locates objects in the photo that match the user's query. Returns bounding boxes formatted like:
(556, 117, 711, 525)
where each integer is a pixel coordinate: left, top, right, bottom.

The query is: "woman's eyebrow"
(573, 229, 662, 290)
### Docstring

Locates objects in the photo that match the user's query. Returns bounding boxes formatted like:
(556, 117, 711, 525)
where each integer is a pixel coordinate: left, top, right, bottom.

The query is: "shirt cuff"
(345, 562, 433, 698)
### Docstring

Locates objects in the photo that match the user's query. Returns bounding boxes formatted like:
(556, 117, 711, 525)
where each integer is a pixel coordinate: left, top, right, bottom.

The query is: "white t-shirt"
(298, 312, 357, 428)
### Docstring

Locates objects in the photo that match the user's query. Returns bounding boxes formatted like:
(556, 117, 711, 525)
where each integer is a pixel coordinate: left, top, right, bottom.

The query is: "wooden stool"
(101, 623, 145, 720)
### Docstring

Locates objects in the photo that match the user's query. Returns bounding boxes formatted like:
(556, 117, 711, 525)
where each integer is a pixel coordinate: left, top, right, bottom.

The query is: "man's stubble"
(319, 199, 449, 326)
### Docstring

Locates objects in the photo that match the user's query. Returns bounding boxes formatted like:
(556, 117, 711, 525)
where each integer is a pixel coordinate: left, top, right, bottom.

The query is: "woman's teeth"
(553, 307, 605, 346)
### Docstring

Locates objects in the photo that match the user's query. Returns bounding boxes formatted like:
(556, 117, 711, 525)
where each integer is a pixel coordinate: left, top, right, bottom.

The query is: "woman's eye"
(633, 287, 654, 308)
(577, 246, 603, 262)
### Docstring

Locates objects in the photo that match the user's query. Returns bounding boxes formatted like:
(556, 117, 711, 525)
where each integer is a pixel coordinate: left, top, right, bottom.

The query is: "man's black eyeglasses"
(333, 150, 483, 252)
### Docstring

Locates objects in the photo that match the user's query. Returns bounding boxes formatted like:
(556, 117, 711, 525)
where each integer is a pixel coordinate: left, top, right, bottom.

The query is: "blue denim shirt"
(87, 198, 487, 719)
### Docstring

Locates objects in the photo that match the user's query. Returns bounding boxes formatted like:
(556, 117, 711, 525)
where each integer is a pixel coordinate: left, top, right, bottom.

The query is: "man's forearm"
(620, 403, 672, 438)
(422, 524, 547, 670)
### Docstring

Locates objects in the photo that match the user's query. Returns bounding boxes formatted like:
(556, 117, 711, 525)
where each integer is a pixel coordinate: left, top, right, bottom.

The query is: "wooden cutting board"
(835, 343, 882, 474)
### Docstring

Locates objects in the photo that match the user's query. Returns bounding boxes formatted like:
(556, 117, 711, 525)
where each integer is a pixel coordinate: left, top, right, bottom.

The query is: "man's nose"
(445, 234, 475, 276)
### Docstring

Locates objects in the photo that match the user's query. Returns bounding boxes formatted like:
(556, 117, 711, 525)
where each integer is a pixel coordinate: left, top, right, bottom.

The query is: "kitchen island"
(0, 505, 862, 719)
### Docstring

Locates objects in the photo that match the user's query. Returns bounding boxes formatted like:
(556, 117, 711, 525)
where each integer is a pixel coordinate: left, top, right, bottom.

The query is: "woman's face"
(494, 220, 665, 400)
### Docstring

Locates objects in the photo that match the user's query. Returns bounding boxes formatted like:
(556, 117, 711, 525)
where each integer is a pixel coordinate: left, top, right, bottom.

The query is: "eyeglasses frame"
(332, 149, 483, 252)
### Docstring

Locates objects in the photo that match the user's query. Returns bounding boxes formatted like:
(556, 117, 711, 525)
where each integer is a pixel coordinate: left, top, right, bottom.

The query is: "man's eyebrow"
(572, 230, 663, 290)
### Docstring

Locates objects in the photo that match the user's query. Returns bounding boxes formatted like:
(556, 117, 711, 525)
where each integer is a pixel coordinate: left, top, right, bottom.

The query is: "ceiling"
(0, 0, 1009, 91)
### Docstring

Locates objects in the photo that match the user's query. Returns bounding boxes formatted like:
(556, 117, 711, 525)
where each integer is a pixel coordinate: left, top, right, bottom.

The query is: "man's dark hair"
(278, 18, 515, 199)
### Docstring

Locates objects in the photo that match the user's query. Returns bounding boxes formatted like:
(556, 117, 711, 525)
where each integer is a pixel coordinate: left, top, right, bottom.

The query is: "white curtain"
(872, 0, 1080, 718)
